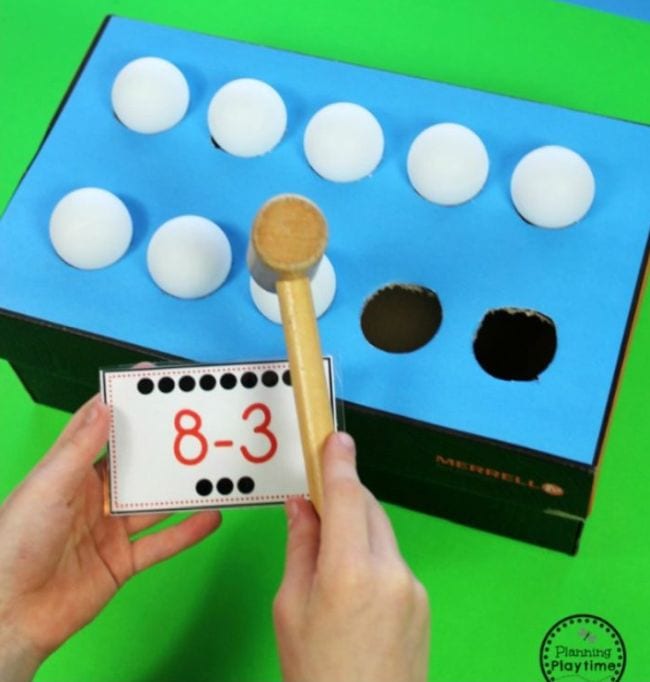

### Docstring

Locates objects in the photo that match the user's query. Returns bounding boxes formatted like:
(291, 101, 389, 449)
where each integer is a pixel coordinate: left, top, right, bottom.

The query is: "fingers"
(39, 394, 103, 461)
(34, 395, 110, 500)
(131, 510, 221, 573)
(320, 432, 370, 559)
(320, 432, 403, 565)
(125, 512, 172, 536)
(364, 491, 401, 561)
(279, 497, 320, 597)
(132, 361, 156, 370)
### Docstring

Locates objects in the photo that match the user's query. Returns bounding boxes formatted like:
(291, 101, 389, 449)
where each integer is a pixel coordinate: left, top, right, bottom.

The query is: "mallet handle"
(277, 276, 333, 515)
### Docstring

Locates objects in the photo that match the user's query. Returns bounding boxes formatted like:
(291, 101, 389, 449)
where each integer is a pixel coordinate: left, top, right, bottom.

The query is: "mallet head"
(248, 194, 328, 292)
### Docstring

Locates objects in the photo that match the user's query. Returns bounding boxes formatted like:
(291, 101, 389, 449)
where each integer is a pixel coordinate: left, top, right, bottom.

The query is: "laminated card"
(101, 359, 335, 513)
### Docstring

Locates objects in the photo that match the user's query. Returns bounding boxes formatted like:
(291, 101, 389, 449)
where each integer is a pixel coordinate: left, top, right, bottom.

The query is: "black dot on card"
(238, 476, 255, 494)
(241, 371, 258, 388)
(216, 477, 234, 495)
(158, 377, 175, 393)
(282, 370, 292, 386)
(137, 378, 154, 395)
(179, 375, 196, 392)
(220, 373, 237, 389)
(262, 370, 278, 387)
(196, 479, 213, 496)
(200, 374, 216, 391)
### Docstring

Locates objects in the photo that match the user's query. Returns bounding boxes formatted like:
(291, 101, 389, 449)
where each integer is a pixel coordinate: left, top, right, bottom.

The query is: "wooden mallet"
(248, 194, 334, 515)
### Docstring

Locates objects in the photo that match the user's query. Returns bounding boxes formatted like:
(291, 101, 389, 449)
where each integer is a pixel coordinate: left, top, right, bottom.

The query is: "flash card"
(100, 359, 335, 514)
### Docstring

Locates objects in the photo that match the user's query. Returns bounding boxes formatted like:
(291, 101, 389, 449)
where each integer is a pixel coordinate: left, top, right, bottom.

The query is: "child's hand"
(274, 432, 430, 682)
(0, 395, 221, 681)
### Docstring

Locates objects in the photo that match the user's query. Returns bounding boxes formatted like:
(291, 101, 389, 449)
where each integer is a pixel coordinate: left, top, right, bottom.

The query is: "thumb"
(278, 497, 320, 599)
(33, 395, 110, 501)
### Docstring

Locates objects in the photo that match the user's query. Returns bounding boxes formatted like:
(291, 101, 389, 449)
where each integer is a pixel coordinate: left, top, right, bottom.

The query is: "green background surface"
(1, 1, 649, 680)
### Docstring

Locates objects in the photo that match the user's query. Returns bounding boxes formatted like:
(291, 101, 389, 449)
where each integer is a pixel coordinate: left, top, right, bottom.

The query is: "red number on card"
(240, 402, 278, 463)
(173, 409, 209, 465)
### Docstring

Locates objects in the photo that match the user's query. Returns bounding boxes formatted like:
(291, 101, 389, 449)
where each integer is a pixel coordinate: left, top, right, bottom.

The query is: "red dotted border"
(115, 493, 308, 510)
(106, 381, 119, 509)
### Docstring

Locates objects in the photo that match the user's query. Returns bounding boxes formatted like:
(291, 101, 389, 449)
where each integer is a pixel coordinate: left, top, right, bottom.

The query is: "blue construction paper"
(562, 0, 650, 21)
(1, 16, 650, 466)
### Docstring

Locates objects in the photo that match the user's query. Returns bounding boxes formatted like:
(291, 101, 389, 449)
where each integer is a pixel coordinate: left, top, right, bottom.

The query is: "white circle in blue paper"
(407, 123, 489, 205)
(304, 102, 384, 182)
(250, 255, 336, 323)
(511, 145, 595, 228)
(147, 216, 232, 299)
(112, 57, 190, 134)
(49, 187, 133, 269)
(207, 78, 287, 157)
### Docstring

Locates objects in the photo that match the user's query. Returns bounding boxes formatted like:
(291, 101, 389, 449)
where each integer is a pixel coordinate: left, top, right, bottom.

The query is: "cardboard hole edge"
(474, 307, 557, 381)
(361, 283, 443, 353)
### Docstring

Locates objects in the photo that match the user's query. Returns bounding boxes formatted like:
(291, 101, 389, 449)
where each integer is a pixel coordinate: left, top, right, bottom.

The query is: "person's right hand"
(273, 432, 430, 682)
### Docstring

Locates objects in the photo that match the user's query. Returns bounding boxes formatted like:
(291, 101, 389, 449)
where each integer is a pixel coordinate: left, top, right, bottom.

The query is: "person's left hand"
(0, 394, 222, 681)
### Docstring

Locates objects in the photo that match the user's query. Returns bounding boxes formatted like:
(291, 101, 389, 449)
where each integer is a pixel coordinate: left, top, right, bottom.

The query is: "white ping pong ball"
(111, 57, 190, 134)
(407, 123, 489, 205)
(510, 145, 595, 228)
(49, 187, 133, 269)
(304, 102, 384, 182)
(147, 216, 232, 299)
(207, 78, 287, 157)
(250, 255, 336, 324)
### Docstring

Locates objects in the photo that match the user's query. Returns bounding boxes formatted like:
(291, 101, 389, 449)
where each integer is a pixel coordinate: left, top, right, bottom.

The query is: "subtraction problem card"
(100, 359, 335, 514)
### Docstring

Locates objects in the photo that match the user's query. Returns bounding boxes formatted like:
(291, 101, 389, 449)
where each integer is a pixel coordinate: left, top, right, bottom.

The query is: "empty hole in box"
(361, 284, 442, 353)
(473, 307, 556, 381)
